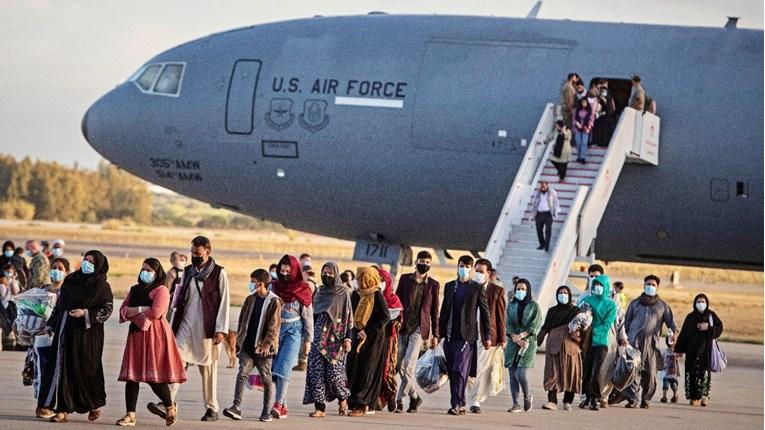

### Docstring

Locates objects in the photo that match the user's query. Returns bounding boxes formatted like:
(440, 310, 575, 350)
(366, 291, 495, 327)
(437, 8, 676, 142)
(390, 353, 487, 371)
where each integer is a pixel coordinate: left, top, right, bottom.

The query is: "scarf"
(58, 249, 111, 311)
(542, 286, 579, 330)
(271, 255, 313, 306)
(376, 267, 402, 311)
(553, 130, 565, 157)
(353, 267, 381, 330)
(638, 292, 660, 306)
(190, 256, 217, 282)
(313, 262, 351, 323)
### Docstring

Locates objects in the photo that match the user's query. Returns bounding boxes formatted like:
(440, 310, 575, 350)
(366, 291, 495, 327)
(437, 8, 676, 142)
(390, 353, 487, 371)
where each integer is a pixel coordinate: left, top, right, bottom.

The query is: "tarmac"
(0, 301, 761, 430)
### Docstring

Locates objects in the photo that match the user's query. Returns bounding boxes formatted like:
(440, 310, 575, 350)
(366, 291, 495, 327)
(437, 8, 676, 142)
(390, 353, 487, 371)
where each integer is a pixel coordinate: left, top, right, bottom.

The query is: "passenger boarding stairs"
(485, 103, 660, 309)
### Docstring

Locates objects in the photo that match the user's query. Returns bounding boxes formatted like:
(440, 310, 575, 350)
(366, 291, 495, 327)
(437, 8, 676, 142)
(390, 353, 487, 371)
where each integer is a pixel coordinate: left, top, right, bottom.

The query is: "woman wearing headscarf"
(375, 267, 403, 412)
(41, 250, 113, 423)
(116, 258, 187, 426)
(537, 285, 582, 411)
(504, 278, 542, 413)
(346, 267, 390, 417)
(303, 262, 353, 417)
(269, 254, 314, 419)
(675, 294, 723, 406)
(578, 274, 617, 411)
(2, 240, 28, 289)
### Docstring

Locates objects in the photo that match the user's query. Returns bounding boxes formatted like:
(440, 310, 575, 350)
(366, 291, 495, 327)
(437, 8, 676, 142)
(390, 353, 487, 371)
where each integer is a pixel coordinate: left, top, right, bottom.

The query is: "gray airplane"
(81, 13, 763, 271)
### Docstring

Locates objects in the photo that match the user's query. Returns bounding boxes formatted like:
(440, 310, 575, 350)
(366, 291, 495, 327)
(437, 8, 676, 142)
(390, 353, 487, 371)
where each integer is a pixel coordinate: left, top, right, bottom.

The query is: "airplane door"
(225, 59, 262, 135)
(412, 41, 571, 152)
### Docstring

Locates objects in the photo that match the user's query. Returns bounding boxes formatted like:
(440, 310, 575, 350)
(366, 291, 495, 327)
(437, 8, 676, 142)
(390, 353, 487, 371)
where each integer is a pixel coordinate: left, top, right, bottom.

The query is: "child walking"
(660, 334, 680, 404)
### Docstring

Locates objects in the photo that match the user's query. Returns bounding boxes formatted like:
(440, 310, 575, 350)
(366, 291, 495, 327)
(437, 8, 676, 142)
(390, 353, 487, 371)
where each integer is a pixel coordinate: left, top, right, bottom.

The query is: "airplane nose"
(81, 107, 91, 144)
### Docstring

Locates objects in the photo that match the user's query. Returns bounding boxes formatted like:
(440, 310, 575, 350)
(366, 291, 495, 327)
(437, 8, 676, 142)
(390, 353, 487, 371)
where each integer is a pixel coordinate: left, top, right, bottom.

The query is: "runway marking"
(334, 96, 404, 109)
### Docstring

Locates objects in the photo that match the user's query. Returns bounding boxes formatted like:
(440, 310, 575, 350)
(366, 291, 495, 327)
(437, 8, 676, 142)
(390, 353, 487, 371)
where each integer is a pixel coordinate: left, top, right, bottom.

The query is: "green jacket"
(580, 274, 617, 347)
(504, 300, 542, 368)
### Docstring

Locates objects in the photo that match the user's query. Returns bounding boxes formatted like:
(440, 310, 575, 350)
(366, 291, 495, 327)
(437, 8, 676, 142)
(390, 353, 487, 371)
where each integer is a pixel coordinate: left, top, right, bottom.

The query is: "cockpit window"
(154, 64, 184, 95)
(131, 62, 185, 96)
(135, 65, 162, 91)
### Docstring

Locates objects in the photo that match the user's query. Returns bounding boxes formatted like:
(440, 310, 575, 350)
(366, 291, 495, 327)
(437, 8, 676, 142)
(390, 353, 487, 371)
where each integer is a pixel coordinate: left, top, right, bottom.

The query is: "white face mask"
(351, 280, 359, 290)
(379, 282, 387, 291)
(695, 301, 707, 313)
(473, 272, 487, 285)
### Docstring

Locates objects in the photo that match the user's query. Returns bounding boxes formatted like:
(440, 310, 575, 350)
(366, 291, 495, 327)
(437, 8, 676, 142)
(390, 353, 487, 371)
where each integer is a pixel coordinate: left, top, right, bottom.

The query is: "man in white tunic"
(151, 236, 230, 422)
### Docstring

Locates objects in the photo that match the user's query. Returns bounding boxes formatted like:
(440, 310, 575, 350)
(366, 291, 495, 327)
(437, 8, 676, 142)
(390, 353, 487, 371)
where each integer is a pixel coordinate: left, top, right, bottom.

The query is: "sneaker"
(394, 400, 404, 414)
(407, 396, 423, 413)
(625, 400, 638, 409)
(508, 404, 522, 413)
(542, 402, 557, 410)
(536, 245, 545, 250)
(387, 400, 397, 413)
(201, 408, 219, 421)
(147, 402, 167, 419)
(660, 396, 668, 403)
(270, 403, 288, 419)
(671, 394, 679, 404)
(578, 399, 588, 409)
(469, 406, 481, 414)
(523, 396, 533, 412)
(259, 414, 273, 422)
(222, 406, 242, 421)
(563, 403, 572, 411)
(589, 401, 599, 411)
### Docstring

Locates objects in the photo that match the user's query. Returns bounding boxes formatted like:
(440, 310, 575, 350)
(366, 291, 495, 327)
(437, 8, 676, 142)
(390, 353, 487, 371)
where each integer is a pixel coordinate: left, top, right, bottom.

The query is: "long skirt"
(685, 352, 711, 400)
(303, 347, 349, 405)
(376, 319, 400, 409)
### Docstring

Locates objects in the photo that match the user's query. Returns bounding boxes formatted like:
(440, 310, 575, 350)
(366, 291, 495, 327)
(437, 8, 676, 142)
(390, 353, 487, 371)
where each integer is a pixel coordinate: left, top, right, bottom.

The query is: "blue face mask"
(593, 285, 604, 296)
(139, 270, 155, 284)
(515, 289, 527, 301)
(457, 267, 471, 280)
(644, 284, 657, 296)
(50, 269, 65, 283)
(52, 248, 64, 258)
(557, 293, 569, 304)
(3, 250, 13, 258)
(81, 260, 95, 275)
(3, 271, 12, 279)
(248, 282, 257, 294)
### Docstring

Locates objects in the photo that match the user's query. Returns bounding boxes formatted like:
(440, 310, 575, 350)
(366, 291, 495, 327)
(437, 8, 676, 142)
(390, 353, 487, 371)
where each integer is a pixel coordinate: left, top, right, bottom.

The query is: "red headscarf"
(376, 267, 402, 310)
(271, 255, 313, 306)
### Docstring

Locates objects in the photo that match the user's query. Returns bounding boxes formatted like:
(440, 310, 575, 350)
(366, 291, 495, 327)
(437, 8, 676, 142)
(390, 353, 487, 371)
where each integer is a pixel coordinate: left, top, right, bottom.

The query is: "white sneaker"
(542, 402, 557, 410)
(563, 403, 572, 411)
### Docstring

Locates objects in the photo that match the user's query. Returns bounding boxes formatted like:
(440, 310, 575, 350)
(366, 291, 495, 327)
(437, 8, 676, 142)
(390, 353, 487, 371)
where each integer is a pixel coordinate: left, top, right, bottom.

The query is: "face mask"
(81, 260, 95, 275)
(50, 269, 65, 283)
(379, 282, 387, 291)
(473, 272, 487, 285)
(300, 259, 310, 268)
(270, 271, 278, 280)
(140, 270, 155, 284)
(3, 250, 13, 258)
(351, 280, 359, 290)
(173, 262, 185, 270)
(280, 273, 292, 282)
(695, 302, 707, 313)
(248, 282, 257, 294)
(191, 256, 204, 267)
(2, 271, 12, 279)
(644, 284, 657, 296)
(52, 248, 64, 258)
(321, 275, 335, 287)
(593, 285, 604, 296)
(557, 293, 569, 304)
(515, 289, 527, 301)
(416, 263, 430, 275)
(25, 250, 33, 257)
(457, 267, 471, 280)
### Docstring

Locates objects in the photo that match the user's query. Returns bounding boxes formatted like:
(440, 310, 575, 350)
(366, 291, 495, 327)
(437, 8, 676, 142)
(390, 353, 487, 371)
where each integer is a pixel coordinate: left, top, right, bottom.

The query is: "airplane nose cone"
(81, 107, 91, 145)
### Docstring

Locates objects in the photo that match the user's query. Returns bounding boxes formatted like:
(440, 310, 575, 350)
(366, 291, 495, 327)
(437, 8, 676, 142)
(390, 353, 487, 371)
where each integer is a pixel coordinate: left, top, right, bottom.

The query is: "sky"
(0, 0, 762, 168)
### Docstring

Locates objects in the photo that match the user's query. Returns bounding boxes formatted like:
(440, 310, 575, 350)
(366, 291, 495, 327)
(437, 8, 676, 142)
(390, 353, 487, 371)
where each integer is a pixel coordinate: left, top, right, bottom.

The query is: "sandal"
(165, 403, 178, 427)
(309, 409, 326, 418)
(49, 412, 68, 423)
(116, 413, 136, 427)
(88, 408, 101, 421)
(348, 406, 367, 417)
(338, 400, 349, 416)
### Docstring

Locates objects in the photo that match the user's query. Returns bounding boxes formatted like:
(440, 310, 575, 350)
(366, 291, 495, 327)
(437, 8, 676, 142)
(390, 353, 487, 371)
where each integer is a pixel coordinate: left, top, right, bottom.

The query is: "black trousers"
(548, 390, 576, 404)
(582, 346, 608, 401)
(551, 161, 568, 181)
(535, 211, 553, 251)
(125, 381, 172, 413)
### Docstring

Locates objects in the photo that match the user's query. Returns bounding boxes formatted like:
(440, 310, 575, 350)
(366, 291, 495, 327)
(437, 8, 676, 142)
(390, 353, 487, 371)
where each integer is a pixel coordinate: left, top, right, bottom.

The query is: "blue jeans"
(575, 130, 590, 160)
(508, 366, 530, 405)
(271, 319, 303, 406)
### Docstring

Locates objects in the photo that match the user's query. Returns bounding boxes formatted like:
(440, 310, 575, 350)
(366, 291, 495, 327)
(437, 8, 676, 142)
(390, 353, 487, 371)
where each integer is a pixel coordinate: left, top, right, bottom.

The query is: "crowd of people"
(0, 237, 726, 426)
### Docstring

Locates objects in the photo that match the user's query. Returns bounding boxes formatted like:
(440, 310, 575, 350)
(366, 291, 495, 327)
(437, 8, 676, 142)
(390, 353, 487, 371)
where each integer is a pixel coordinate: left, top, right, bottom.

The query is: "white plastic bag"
(489, 346, 505, 396)
(415, 343, 448, 394)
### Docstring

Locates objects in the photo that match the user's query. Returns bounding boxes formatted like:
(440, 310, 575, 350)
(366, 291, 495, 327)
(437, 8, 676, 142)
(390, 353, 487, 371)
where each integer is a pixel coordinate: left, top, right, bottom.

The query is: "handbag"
(708, 315, 726, 373)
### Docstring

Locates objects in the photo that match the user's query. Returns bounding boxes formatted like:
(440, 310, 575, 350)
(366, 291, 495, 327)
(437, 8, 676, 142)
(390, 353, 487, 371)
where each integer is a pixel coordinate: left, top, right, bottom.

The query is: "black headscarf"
(675, 293, 722, 358)
(542, 285, 579, 331)
(58, 250, 111, 310)
(128, 258, 167, 307)
(514, 278, 533, 325)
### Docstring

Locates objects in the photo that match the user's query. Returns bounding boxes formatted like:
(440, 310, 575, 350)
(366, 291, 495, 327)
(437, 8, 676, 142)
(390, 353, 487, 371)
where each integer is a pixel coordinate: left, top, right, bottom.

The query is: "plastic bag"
(610, 345, 642, 391)
(415, 343, 448, 394)
(568, 304, 593, 333)
(13, 289, 57, 346)
(489, 346, 505, 396)
(708, 316, 726, 372)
